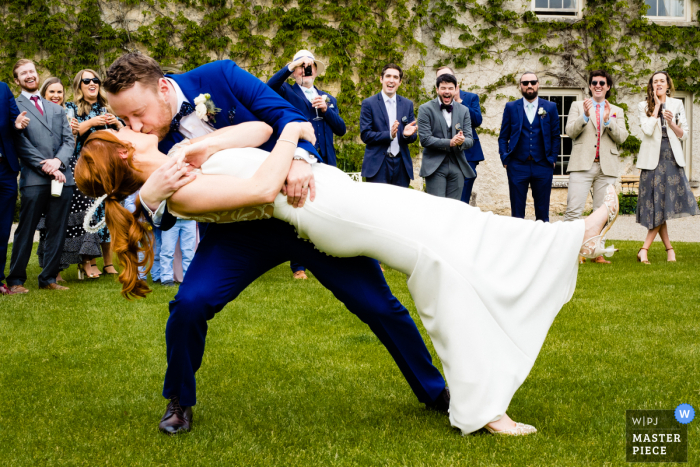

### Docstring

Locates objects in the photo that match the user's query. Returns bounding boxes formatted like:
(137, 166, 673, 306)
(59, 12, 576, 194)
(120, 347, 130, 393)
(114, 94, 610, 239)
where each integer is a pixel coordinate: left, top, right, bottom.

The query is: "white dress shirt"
(382, 91, 400, 156)
(441, 102, 453, 128)
(524, 99, 537, 124)
(21, 90, 44, 113)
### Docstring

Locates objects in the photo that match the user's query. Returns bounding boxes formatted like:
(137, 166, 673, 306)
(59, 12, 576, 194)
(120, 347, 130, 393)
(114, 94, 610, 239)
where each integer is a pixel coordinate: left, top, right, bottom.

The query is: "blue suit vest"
(514, 115, 545, 163)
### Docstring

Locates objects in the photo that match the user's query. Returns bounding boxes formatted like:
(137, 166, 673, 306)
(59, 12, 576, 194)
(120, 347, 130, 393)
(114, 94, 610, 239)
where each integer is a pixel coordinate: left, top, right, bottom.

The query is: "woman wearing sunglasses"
(62, 69, 124, 279)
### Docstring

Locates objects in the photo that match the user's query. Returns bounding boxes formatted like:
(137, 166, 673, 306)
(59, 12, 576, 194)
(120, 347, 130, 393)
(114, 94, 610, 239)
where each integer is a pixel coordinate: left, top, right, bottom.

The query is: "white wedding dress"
(169, 147, 585, 434)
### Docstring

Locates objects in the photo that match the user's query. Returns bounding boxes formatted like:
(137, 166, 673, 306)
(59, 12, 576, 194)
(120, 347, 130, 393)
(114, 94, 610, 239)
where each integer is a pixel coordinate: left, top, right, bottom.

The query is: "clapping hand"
(603, 100, 611, 123)
(403, 120, 417, 137)
(450, 131, 465, 147)
(583, 99, 593, 118)
(391, 120, 399, 139)
(40, 158, 61, 174)
(15, 111, 30, 129)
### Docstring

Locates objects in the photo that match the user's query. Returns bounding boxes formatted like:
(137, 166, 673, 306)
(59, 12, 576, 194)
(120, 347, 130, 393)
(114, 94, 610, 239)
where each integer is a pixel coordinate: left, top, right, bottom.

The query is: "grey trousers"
(425, 154, 465, 200)
(564, 161, 616, 222)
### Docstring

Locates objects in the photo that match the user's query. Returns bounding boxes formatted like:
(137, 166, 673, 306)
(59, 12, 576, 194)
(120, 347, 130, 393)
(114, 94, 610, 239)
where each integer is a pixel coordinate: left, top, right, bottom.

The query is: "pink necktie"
(595, 104, 601, 161)
(30, 96, 44, 116)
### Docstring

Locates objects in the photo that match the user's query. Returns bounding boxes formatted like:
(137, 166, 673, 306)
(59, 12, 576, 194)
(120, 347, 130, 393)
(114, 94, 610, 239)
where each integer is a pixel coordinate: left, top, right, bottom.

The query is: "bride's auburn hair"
(74, 130, 153, 299)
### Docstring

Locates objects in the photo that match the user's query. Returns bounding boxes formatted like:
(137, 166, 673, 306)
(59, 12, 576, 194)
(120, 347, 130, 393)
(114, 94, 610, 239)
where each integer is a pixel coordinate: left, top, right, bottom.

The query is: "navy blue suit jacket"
(155, 60, 319, 231)
(498, 97, 560, 166)
(360, 93, 417, 179)
(459, 90, 484, 163)
(0, 82, 20, 172)
(266, 67, 346, 166)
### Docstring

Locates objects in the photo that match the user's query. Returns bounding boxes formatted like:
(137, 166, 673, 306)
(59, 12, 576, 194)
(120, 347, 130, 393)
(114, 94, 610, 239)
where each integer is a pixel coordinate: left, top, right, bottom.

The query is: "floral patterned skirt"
(636, 133, 699, 229)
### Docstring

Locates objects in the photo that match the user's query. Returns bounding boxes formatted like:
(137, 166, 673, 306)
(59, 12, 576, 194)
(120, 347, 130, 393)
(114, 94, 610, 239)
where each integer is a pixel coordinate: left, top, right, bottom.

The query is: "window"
(539, 90, 584, 178)
(533, 0, 579, 16)
(645, 0, 685, 18)
(674, 92, 693, 178)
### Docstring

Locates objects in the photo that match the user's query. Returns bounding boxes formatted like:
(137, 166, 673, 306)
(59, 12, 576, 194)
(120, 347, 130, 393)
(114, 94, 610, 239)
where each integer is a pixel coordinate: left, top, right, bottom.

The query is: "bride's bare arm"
(168, 123, 305, 215)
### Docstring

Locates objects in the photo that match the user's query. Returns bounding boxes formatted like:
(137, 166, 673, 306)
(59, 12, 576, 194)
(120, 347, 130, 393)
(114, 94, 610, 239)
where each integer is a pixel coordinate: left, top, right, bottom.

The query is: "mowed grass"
(1, 241, 699, 466)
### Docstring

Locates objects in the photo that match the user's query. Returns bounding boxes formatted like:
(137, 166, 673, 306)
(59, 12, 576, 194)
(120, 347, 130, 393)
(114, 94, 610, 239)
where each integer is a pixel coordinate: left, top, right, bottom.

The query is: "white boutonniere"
(538, 107, 547, 118)
(193, 93, 221, 123)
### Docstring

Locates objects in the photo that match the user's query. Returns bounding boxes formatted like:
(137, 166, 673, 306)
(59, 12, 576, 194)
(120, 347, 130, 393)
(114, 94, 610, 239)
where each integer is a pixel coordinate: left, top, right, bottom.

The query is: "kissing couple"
(75, 53, 619, 436)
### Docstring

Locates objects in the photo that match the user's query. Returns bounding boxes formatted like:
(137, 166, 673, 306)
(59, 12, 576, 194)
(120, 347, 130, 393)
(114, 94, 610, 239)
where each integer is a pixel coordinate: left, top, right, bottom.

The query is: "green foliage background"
(1, 0, 699, 170)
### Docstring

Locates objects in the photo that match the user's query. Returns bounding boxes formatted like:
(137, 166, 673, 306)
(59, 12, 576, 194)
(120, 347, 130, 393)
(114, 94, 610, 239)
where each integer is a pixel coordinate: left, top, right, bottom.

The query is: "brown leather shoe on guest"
(593, 256, 611, 264)
(158, 396, 192, 434)
(9, 285, 29, 294)
(0, 284, 16, 295)
(425, 387, 450, 414)
(39, 283, 69, 291)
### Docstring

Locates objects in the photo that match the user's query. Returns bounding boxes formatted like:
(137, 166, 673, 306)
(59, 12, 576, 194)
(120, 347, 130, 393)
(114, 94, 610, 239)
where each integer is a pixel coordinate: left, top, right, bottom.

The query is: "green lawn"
(1, 241, 698, 466)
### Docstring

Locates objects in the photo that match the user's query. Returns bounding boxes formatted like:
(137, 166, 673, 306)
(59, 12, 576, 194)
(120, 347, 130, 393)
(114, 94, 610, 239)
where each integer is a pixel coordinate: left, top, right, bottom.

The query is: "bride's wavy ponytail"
(75, 130, 154, 299)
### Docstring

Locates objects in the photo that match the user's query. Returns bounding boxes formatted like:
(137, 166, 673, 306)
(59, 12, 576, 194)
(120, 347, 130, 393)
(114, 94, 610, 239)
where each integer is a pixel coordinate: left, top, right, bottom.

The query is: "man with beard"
(417, 73, 474, 199)
(6, 59, 74, 293)
(498, 72, 560, 221)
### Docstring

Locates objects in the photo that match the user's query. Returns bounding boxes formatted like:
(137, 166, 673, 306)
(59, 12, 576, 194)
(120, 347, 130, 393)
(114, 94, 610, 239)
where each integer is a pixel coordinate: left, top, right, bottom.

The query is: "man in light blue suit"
(436, 67, 484, 204)
(267, 49, 346, 279)
(360, 64, 418, 188)
(498, 72, 560, 222)
(104, 54, 448, 434)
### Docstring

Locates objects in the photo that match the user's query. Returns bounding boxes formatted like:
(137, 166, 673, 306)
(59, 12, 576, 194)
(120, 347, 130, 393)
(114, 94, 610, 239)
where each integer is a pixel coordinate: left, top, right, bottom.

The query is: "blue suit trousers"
(366, 155, 411, 188)
(0, 160, 18, 284)
(460, 161, 479, 204)
(506, 159, 553, 222)
(164, 218, 446, 406)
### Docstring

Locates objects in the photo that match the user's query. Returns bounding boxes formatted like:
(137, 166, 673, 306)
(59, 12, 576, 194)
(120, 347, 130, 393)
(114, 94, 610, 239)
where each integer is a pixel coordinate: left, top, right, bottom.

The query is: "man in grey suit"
(417, 73, 474, 199)
(7, 59, 75, 293)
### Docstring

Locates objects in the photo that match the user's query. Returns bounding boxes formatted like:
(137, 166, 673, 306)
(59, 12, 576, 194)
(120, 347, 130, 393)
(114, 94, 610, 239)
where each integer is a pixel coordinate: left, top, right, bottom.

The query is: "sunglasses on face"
(591, 80, 607, 87)
(81, 77, 101, 85)
(520, 80, 538, 86)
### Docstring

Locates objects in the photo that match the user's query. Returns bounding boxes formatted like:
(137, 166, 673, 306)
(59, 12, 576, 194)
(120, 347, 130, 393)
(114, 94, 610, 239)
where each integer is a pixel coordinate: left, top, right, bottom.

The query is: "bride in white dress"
(75, 121, 618, 436)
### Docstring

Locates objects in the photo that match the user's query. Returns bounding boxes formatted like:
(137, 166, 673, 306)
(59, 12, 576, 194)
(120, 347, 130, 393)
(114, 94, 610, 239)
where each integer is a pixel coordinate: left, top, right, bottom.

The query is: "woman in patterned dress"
(61, 69, 123, 278)
(636, 71, 699, 264)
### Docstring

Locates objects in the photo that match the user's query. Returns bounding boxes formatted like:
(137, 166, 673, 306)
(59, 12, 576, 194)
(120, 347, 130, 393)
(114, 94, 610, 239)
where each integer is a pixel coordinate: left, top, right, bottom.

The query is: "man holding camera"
(267, 49, 346, 279)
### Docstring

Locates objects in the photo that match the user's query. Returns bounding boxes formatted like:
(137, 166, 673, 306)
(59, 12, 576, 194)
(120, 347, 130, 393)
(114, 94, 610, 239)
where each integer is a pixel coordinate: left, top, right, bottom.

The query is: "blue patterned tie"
(170, 102, 195, 133)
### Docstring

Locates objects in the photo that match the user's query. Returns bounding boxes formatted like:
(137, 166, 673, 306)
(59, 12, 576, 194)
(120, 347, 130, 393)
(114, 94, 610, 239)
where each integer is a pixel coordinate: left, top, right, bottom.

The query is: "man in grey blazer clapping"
(6, 59, 75, 293)
(417, 73, 474, 199)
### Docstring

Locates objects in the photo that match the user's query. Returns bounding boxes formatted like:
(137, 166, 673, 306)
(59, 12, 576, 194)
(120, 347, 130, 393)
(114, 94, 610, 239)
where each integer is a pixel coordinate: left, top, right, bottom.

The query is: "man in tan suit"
(565, 70, 628, 263)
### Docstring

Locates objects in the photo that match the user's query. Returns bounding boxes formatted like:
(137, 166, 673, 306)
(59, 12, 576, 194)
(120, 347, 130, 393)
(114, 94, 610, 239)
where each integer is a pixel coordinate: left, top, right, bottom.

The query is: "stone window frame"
(538, 88, 585, 185)
(531, 0, 582, 19)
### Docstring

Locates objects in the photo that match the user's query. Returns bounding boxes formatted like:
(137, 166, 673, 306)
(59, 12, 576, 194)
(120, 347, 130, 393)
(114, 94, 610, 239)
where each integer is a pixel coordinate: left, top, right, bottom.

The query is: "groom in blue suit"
(104, 54, 448, 434)
(498, 72, 560, 222)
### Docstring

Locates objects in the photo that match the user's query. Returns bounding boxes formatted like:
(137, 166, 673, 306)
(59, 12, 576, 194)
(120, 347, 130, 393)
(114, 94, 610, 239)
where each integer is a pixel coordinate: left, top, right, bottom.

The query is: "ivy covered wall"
(1, 0, 698, 177)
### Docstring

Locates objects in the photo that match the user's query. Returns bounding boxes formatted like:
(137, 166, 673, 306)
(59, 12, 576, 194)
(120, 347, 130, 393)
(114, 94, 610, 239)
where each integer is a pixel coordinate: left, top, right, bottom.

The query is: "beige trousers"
(564, 161, 617, 222)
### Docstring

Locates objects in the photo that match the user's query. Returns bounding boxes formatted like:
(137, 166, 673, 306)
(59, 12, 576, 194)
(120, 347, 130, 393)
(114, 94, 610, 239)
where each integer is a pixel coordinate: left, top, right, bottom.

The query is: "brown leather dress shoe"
(39, 283, 69, 290)
(9, 285, 29, 294)
(0, 284, 15, 295)
(425, 387, 450, 413)
(158, 396, 192, 434)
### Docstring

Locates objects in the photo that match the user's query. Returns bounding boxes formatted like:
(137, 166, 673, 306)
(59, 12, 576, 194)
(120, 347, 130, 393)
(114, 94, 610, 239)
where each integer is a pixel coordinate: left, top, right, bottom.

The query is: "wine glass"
(100, 107, 109, 129)
(313, 95, 329, 121)
(66, 107, 74, 122)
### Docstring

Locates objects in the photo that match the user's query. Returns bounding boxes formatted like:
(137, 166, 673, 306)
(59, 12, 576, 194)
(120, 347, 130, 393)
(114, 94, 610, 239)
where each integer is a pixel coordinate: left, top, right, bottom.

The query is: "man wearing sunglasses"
(564, 70, 628, 263)
(498, 72, 559, 221)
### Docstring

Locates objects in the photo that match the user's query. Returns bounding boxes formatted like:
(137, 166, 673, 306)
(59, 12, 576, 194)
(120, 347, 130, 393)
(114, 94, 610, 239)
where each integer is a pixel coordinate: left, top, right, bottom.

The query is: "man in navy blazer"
(104, 54, 448, 434)
(436, 67, 484, 204)
(0, 81, 26, 295)
(267, 49, 346, 167)
(267, 49, 347, 279)
(498, 72, 560, 222)
(360, 64, 418, 188)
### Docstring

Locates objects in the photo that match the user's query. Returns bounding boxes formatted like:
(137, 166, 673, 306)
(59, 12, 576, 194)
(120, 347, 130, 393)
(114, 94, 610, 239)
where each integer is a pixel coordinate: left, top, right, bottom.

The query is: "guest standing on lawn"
(564, 70, 628, 264)
(636, 71, 699, 264)
(64, 69, 123, 279)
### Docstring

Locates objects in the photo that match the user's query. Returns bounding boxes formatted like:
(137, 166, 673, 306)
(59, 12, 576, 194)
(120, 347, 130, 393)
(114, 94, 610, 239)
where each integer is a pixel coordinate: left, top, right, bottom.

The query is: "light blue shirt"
(583, 101, 610, 127)
(524, 99, 537, 124)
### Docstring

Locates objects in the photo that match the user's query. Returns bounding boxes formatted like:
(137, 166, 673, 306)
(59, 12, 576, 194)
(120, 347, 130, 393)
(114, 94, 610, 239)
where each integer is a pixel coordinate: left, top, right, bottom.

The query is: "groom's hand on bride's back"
(283, 160, 316, 208)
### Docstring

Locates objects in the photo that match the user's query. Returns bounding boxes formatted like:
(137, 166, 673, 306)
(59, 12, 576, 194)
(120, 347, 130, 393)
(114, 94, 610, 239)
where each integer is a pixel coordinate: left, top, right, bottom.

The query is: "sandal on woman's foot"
(580, 185, 619, 259)
(666, 247, 676, 262)
(102, 264, 118, 275)
(78, 263, 98, 280)
(484, 422, 537, 436)
(637, 248, 650, 264)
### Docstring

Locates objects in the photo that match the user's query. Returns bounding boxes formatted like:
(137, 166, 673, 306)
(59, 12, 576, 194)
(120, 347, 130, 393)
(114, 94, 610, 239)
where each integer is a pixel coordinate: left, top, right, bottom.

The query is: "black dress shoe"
(158, 396, 192, 434)
(425, 387, 450, 413)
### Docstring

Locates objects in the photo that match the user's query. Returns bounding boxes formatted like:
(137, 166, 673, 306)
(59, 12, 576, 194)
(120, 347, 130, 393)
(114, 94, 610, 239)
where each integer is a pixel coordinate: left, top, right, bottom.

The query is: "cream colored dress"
(169, 148, 585, 434)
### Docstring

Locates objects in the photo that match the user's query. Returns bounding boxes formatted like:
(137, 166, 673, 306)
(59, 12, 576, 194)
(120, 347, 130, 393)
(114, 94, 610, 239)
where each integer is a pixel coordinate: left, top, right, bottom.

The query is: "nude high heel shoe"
(637, 248, 650, 264)
(484, 422, 538, 436)
(580, 185, 619, 259)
